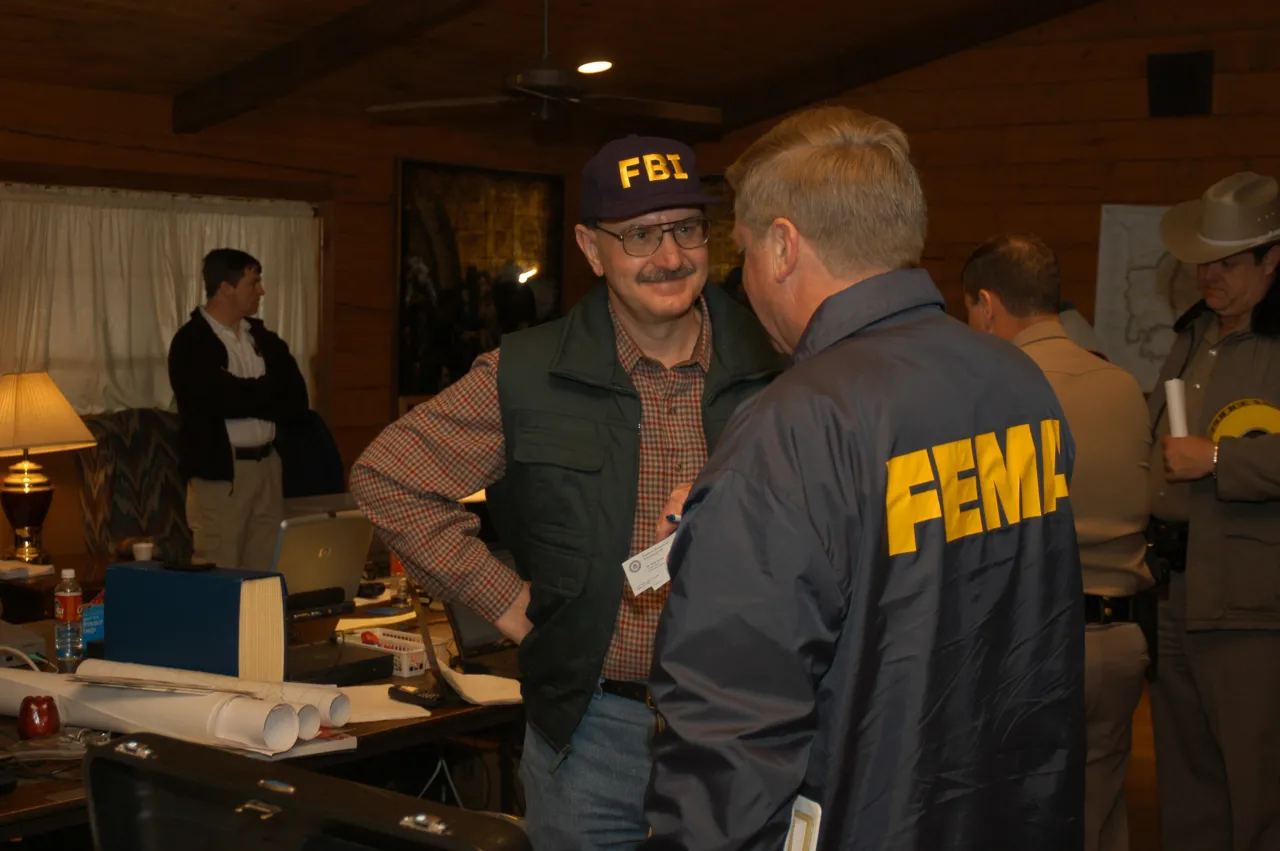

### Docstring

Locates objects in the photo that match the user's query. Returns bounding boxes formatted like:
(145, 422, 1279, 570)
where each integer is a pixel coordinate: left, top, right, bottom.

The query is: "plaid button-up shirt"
(350, 298, 712, 681)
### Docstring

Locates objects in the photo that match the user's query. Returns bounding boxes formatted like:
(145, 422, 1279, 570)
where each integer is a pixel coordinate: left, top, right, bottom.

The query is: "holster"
(1140, 518, 1189, 681)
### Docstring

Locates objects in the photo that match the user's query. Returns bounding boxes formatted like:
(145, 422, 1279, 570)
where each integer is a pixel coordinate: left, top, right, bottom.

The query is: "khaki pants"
(1084, 622, 1149, 851)
(1150, 572, 1280, 851)
(186, 452, 283, 571)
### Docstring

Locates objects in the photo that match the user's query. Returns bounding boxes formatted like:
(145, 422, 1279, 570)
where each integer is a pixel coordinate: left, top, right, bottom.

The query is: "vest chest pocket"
(509, 432, 607, 550)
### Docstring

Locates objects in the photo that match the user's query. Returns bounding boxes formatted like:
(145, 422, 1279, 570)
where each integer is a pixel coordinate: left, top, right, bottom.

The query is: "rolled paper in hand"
(1165, 379, 1189, 437)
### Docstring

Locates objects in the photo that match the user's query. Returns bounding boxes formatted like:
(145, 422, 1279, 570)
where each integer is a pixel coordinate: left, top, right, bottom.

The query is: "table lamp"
(0, 372, 97, 563)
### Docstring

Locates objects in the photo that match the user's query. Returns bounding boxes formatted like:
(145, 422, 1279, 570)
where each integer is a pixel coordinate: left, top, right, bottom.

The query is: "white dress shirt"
(200, 308, 275, 448)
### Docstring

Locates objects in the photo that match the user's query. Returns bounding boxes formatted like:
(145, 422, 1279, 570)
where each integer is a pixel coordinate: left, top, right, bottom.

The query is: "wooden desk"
(0, 696, 521, 842)
(0, 555, 108, 624)
(0, 617, 524, 842)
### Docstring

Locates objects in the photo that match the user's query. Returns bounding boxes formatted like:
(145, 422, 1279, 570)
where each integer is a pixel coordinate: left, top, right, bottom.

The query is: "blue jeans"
(520, 689, 653, 850)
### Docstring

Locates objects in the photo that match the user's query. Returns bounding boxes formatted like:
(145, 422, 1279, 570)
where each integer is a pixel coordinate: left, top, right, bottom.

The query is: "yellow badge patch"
(1207, 398, 1280, 442)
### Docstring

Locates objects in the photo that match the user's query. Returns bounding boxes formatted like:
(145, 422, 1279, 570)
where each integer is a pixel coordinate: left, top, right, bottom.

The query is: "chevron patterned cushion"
(77, 409, 192, 563)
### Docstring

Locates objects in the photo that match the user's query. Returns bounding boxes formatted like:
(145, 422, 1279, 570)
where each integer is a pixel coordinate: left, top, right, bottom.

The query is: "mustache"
(636, 264, 697, 283)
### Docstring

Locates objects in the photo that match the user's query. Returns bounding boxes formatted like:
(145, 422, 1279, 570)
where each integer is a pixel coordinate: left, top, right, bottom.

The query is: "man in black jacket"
(168, 249, 308, 569)
(643, 106, 1085, 850)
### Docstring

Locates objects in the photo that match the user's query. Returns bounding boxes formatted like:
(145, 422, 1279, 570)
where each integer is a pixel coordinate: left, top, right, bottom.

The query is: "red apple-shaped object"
(18, 695, 60, 739)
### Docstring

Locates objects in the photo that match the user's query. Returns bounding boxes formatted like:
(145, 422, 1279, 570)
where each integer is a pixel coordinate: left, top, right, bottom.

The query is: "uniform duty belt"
(1084, 594, 1137, 625)
(234, 444, 273, 461)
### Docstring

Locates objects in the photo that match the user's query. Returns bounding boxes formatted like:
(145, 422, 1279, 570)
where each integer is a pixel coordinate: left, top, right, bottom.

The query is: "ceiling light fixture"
(577, 60, 612, 75)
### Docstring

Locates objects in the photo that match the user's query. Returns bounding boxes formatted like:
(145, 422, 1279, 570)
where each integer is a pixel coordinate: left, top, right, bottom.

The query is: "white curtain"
(0, 184, 320, 413)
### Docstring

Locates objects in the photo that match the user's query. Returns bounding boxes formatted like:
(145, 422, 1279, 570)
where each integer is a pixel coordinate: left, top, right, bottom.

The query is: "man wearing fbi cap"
(350, 135, 780, 849)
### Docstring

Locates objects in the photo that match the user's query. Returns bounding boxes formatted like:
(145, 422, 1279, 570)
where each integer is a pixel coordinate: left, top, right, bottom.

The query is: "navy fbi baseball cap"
(580, 135, 721, 222)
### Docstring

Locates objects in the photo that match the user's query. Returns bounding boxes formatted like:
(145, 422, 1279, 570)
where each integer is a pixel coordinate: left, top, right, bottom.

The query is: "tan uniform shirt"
(1148, 317, 1247, 522)
(1013, 320, 1153, 595)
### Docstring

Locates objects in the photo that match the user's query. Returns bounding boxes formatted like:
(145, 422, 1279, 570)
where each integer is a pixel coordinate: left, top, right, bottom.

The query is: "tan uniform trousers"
(1084, 622, 1149, 851)
(1151, 573, 1280, 851)
(186, 452, 283, 571)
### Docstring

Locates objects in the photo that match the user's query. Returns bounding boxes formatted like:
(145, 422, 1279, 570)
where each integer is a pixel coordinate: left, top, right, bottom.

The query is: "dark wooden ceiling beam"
(172, 0, 486, 134)
(720, 0, 1107, 132)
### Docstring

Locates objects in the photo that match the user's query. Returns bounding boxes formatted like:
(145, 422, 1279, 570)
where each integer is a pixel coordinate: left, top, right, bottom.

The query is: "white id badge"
(784, 795, 822, 851)
(621, 534, 673, 595)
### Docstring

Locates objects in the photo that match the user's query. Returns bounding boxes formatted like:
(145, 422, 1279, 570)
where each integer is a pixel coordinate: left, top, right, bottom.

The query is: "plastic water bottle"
(54, 569, 84, 669)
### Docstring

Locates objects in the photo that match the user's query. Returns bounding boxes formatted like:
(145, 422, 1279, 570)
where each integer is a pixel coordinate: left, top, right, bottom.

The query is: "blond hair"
(725, 106, 926, 277)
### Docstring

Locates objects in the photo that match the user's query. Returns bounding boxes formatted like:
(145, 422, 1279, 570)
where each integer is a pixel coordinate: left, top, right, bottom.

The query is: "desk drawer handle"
(236, 800, 281, 820)
(258, 779, 296, 795)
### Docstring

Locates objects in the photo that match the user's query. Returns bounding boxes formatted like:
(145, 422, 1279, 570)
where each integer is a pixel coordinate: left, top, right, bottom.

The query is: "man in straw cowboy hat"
(1146, 171, 1280, 851)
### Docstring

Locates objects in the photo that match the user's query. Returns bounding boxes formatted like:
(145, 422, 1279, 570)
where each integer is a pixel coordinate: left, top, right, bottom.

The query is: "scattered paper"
(335, 612, 417, 632)
(432, 645, 521, 706)
(0, 560, 55, 581)
(341, 684, 432, 723)
(230, 729, 358, 761)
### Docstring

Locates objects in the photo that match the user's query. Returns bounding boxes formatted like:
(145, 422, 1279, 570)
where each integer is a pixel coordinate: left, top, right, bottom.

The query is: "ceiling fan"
(366, 0, 722, 127)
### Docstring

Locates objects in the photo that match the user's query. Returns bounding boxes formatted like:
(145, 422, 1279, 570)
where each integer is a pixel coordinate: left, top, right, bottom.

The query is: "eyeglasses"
(595, 216, 711, 257)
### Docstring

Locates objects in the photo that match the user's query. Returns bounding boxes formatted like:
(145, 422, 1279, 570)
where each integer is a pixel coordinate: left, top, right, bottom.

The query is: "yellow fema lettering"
(618, 153, 691, 189)
(885, 419, 1068, 557)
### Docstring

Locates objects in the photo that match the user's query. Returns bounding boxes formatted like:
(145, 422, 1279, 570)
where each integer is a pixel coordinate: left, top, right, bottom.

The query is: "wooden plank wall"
(0, 80, 581, 555)
(697, 0, 1280, 317)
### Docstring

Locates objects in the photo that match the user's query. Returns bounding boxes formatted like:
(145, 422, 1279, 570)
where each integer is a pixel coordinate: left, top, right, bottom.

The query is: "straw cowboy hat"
(1161, 172, 1280, 265)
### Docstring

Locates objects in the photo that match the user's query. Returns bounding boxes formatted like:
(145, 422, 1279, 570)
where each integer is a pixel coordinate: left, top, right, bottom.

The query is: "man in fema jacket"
(642, 106, 1085, 850)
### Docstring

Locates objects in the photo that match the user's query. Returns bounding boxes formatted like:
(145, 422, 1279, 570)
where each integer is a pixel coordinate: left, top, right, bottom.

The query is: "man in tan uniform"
(964, 233, 1152, 851)
(1146, 173, 1280, 851)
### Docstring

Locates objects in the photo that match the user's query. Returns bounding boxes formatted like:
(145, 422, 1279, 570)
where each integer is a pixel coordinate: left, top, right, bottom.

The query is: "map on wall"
(1094, 204, 1199, 392)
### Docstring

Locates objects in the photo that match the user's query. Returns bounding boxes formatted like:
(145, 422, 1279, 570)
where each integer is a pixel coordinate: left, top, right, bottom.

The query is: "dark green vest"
(487, 283, 782, 756)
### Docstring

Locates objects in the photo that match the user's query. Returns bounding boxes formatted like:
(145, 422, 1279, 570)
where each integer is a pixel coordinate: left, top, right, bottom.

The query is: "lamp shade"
(0, 372, 97, 457)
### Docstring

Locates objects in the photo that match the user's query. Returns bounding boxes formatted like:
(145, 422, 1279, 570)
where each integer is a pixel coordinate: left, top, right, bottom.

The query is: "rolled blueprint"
(290, 703, 322, 740)
(75, 659, 351, 728)
(0, 668, 298, 754)
(1165, 378, 1189, 437)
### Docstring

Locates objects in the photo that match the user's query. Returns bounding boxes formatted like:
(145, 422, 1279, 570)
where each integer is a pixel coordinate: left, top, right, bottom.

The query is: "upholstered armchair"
(76, 409, 192, 563)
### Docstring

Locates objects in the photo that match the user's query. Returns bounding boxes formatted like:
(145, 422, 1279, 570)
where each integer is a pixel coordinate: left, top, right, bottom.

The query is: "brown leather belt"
(1085, 594, 1136, 625)
(234, 444, 273, 461)
(600, 679, 655, 709)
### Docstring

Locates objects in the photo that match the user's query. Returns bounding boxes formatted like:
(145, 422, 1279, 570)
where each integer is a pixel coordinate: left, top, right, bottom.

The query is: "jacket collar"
(1010, 318, 1071, 350)
(190, 307, 265, 335)
(792, 268, 946, 363)
(1174, 283, 1280, 339)
(549, 282, 782, 392)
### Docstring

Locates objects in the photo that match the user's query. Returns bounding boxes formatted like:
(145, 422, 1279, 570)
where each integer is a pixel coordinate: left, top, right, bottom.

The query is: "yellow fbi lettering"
(886, 419, 1070, 556)
(617, 153, 690, 188)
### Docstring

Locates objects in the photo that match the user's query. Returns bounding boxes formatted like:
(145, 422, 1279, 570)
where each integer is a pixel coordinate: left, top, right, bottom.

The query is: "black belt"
(600, 680, 655, 710)
(234, 444, 274, 461)
(1085, 594, 1137, 625)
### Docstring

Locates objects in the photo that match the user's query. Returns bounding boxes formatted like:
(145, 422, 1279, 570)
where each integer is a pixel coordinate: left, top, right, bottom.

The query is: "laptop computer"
(443, 547, 521, 680)
(444, 599, 522, 680)
(270, 510, 374, 614)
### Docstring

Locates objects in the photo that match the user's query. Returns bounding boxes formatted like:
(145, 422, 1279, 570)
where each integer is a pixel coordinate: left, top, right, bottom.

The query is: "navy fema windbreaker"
(643, 269, 1085, 851)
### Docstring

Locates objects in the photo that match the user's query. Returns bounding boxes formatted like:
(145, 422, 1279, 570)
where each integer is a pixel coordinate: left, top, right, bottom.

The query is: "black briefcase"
(84, 734, 530, 851)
